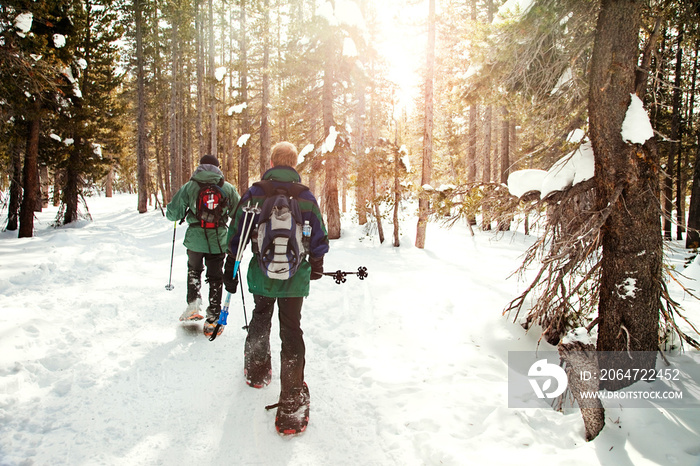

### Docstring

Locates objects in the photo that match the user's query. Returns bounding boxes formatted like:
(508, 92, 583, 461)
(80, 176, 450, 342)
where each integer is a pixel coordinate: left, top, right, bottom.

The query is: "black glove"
(223, 257, 239, 293)
(309, 256, 324, 281)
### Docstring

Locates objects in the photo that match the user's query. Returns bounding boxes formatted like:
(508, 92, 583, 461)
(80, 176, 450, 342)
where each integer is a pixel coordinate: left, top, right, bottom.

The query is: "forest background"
(3, 0, 700, 396)
(2, 0, 700, 247)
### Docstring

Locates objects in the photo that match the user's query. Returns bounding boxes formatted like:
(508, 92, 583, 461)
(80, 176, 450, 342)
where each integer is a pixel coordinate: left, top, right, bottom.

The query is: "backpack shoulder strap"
(287, 183, 309, 198)
(252, 180, 276, 197)
(253, 179, 309, 198)
(195, 179, 226, 194)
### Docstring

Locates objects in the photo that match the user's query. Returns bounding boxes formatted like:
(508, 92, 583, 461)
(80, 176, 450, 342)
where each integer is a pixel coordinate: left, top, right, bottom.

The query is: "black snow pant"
(245, 295, 305, 399)
(187, 250, 224, 320)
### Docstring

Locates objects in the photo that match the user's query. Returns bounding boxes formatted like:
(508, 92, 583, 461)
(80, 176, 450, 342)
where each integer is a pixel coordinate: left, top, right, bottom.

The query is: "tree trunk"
(468, 105, 477, 183)
(19, 100, 41, 238)
(183, 72, 192, 182)
(498, 106, 511, 231)
(323, 30, 341, 240)
(169, 21, 181, 198)
(218, 4, 227, 173)
(589, 0, 660, 390)
(239, 0, 250, 193)
(481, 105, 493, 231)
(671, 28, 684, 241)
(226, 7, 236, 181)
(260, 0, 271, 176)
(466, 104, 478, 226)
(685, 42, 700, 249)
(40, 165, 49, 209)
(687, 134, 700, 248)
(196, 0, 205, 161)
(480, 0, 494, 231)
(7, 143, 22, 231)
(663, 29, 683, 241)
(500, 109, 509, 185)
(105, 167, 113, 198)
(136, 0, 149, 213)
(467, 0, 478, 189)
(558, 342, 605, 441)
(63, 150, 81, 225)
(208, 0, 217, 157)
(155, 113, 169, 204)
(341, 177, 347, 213)
(635, 17, 662, 98)
(493, 114, 500, 183)
(355, 81, 368, 225)
(152, 4, 169, 204)
(416, 0, 435, 249)
(483, 105, 492, 184)
(393, 144, 401, 247)
(53, 170, 61, 207)
(372, 176, 384, 244)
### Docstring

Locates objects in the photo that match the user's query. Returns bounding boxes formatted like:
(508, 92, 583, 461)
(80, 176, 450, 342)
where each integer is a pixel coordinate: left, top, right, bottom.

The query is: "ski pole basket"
(323, 266, 368, 284)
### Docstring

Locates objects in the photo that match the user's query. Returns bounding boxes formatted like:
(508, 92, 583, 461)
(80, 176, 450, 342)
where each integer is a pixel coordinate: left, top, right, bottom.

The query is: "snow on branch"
(237, 134, 250, 147)
(14, 12, 32, 36)
(227, 103, 247, 115)
(507, 142, 594, 200)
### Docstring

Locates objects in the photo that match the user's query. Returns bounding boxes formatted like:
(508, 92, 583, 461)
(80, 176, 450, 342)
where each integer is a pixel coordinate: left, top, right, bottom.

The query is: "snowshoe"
(267, 382, 310, 436)
(245, 366, 272, 389)
(180, 300, 204, 322)
(203, 318, 223, 338)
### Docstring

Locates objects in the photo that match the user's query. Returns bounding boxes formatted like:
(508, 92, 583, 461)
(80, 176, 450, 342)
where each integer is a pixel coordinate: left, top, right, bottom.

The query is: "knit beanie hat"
(199, 154, 219, 166)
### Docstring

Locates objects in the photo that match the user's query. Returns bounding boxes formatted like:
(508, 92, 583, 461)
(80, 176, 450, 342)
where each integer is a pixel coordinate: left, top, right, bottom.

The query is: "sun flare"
(370, 0, 428, 113)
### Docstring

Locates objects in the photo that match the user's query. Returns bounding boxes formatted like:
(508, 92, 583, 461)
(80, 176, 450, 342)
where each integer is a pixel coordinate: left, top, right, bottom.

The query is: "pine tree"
(259, 0, 272, 177)
(57, 0, 126, 225)
(135, 0, 149, 213)
(1, 0, 76, 236)
(590, 0, 661, 391)
(415, 0, 435, 249)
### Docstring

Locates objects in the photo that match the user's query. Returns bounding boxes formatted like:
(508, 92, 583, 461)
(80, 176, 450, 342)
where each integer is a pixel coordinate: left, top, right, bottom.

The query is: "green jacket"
(166, 165, 240, 254)
(227, 166, 329, 298)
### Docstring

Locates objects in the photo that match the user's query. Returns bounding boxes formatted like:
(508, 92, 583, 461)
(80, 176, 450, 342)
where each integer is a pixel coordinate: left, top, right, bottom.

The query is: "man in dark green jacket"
(224, 142, 329, 435)
(166, 155, 240, 337)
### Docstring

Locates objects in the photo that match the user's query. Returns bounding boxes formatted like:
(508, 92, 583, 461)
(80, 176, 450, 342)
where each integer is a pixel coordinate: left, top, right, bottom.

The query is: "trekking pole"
(323, 266, 368, 284)
(165, 222, 177, 291)
(210, 202, 261, 341)
(238, 267, 249, 332)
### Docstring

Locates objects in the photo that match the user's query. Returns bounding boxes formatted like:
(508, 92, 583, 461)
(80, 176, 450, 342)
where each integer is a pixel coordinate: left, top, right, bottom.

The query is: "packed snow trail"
(1, 194, 700, 465)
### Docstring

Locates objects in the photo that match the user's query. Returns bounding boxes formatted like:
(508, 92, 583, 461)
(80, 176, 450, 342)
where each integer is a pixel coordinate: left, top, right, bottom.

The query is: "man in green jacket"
(224, 142, 329, 435)
(166, 155, 240, 337)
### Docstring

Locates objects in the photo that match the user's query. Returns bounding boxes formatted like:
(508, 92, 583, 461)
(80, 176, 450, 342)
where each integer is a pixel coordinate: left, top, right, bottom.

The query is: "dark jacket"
(228, 166, 329, 298)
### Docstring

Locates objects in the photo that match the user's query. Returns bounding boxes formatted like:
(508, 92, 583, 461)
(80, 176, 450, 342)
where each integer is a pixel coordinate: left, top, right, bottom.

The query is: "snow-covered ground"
(1, 193, 700, 465)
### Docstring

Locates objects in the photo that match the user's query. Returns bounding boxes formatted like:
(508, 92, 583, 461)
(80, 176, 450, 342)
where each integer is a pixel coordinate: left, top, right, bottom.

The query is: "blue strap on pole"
(209, 257, 240, 341)
(209, 202, 259, 342)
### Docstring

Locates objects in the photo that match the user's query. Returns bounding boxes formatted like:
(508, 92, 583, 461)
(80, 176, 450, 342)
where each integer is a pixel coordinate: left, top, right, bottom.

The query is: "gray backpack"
(252, 180, 309, 280)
